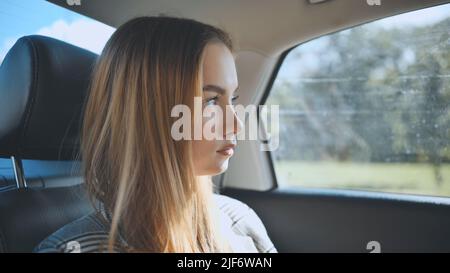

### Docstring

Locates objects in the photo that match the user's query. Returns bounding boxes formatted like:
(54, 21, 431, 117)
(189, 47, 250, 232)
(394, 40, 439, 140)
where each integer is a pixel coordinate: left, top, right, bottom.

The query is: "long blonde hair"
(80, 16, 233, 252)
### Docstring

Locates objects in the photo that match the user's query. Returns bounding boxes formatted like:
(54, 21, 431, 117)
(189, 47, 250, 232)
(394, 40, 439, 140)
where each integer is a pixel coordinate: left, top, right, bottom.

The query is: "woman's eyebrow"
(203, 84, 239, 94)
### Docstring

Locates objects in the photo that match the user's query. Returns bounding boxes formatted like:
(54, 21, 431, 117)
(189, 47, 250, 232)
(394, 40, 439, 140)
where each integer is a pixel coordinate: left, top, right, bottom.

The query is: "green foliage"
(267, 17, 450, 185)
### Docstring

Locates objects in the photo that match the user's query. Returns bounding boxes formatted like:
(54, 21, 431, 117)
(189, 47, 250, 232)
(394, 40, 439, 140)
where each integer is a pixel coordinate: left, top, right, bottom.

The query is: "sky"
(0, 0, 115, 62)
(376, 3, 450, 29)
(277, 2, 450, 81)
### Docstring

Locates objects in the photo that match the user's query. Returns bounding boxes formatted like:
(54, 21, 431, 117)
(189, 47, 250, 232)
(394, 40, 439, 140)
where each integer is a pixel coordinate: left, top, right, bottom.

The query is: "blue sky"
(0, 0, 115, 62)
(0, 0, 80, 38)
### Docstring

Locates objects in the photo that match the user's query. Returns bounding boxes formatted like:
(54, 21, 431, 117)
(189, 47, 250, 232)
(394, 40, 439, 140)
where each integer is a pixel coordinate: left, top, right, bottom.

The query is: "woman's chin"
(194, 156, 231, 176)
(207, 159, 230, 176)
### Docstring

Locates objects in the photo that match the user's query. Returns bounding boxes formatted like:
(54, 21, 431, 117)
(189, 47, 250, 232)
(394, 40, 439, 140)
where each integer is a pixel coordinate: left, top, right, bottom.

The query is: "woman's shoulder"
(213, 193, 277, 253)
(214, 193, 252, 218)
(33, 211, 113, 253)
(34, 195, 277, 253)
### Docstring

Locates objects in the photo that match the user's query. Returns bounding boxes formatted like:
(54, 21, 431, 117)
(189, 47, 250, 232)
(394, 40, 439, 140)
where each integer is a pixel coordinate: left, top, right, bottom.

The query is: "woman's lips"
(216, 145, 235, 156)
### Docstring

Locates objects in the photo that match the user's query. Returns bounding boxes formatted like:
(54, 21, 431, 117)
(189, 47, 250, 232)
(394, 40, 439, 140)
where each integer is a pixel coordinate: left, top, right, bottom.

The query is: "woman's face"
(192, 42, 243, 176)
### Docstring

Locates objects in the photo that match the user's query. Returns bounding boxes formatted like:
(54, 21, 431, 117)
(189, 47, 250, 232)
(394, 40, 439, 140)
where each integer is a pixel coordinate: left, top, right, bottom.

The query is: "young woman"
(35, 16, 277, 253)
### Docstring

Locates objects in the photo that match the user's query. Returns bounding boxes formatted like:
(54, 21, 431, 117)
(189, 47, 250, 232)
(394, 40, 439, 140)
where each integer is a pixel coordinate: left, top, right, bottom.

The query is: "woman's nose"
(223, 106, 243, 139)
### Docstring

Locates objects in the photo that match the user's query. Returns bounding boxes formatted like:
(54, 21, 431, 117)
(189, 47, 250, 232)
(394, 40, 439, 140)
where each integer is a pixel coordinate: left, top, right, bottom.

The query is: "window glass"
(0, 0, 115, 64)
(266, 4, 450, 197)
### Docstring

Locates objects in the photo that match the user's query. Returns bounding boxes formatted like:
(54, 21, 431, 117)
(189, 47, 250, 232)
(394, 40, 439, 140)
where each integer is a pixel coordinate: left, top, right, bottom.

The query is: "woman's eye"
(203, 95, 239, 106)
(231, 95, 240, 105)
(204, 96, 219, 106)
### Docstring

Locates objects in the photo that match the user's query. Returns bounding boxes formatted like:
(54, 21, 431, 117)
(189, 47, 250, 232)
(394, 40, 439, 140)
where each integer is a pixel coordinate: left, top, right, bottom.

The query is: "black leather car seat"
(0, 35, 97, 252)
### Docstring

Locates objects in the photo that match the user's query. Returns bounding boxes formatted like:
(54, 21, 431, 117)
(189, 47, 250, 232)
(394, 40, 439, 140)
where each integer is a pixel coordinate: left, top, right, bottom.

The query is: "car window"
(0, 0, 113, 190)
(265, 3, 450, 197)
(0, 158, 15, 191)
(0, 158, 82, 190)
(0, 0, 115, 64)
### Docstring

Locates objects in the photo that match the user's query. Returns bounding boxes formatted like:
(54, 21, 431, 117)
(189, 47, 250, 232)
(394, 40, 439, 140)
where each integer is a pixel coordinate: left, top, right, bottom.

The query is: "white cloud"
(36, 18, 115, 54)
(0, 18, 115, 63)
(375, 5, 450, 29)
